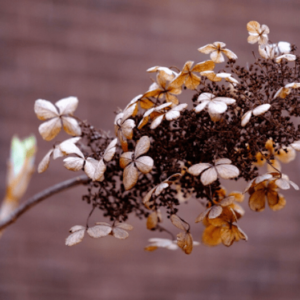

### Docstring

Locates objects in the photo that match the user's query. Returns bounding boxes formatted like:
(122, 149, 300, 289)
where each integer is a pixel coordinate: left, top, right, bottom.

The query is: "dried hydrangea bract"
(33, 20, 300, 253)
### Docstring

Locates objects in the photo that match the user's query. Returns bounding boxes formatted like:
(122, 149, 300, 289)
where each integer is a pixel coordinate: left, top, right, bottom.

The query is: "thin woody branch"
(0, 175, 89, 231)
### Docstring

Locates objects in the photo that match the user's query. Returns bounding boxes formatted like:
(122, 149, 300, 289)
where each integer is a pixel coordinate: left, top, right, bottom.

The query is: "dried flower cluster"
(35, 21, 300, 254)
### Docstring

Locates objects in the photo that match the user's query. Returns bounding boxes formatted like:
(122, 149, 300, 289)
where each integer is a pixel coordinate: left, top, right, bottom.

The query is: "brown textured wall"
(1, 0, 300, 299)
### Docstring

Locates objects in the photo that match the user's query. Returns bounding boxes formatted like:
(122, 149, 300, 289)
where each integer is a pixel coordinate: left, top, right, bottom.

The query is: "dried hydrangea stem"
(0, 175, 89, 231)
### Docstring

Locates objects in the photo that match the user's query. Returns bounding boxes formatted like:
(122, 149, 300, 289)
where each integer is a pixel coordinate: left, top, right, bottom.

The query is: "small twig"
(0, 175, 90, 231)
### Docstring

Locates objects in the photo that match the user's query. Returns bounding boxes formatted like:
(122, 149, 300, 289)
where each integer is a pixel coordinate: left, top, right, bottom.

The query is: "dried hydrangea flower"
(247, 21, 269, 45)
(201, 71, 239, 84)
(258, 44, 276, 59)
(65, 225, 86, 246)
(198, 42, 237, 63)
(120, 136, 154, 190)
(194, 92, 236, 121)
(241, 104, 271, 127)
(170, 214, 194, 254)
(170, 60, 215, 90)
(114, 105, 137, 152)
(188, 158, 240, 186)
(143, 70, 182, 105)
(34, 97, 81, 141)
(38, 137, 81, 173)
(87, 222, 133, 240)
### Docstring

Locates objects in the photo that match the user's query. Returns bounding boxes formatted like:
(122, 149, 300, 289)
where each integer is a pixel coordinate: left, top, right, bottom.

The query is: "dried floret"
(247, 21, 269, 45)
(274, 82, 300, 99)
(170, 60, 215, 90)
(194, 93, 236, 121)
(188, 158, 240, 186)
(38, 137, 81, 173)
(34, 97, 81, 141)
(120, 136, 154, 190)
(114, 105, 137, 151)
(198, 42, 237, 63)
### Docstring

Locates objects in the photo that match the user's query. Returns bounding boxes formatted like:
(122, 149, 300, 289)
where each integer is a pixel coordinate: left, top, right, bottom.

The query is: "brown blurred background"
(1, 0, 300, 299)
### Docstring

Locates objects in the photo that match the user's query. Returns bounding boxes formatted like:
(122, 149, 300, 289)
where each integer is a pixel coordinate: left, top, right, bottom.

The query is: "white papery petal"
(61, 116, 82, 136)
(278, 41, 291, 54)
(275, 54, 296, 63)
(253, 104, 271, 116)
(197, 93, 214, 102)
(112, 228, 129, 239)
(38, 117, 62, 141)
(188, 163, 211, 176)
(56, 97, 78, 115)
(93, 159, 106, 181)
(150, 115, 165, 129)
(87, 225, 112, 238)
(103, 138, 118, 162)
(241, 110, 252, 127)
(215, 97, 236, 105)
(59, 139, 84, 158)
(34, 99, 59, 120)
(121, 119, 135, 139)
(123, 163, 139, 190)
(38, 149, 53, 173)
(135, 136, 150, 158)
(216, 164, 239, 179)
(84, 158, 98, 180)
(201, 167, 218, 185)
(65, 229, 85, 246)
(208, 101, 227, 114)
(208, 206, 223, 219)
(165, 110, 180, 121)
(155, 182, 169, 196)
(215, 158, 231, 165)
(63, 157, 84, 171)
(135, 156, 154, 174)
(291, 140, 300, 151)
(194, 101, 209, 113)
(170, 214, 189, 231)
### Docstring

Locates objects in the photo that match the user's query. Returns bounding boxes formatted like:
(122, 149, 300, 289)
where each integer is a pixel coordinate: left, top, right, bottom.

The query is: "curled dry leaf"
(34, 97, 81, 141)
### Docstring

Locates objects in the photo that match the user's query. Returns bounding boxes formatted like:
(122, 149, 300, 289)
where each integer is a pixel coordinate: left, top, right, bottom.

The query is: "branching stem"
(0, 175, 90, 231)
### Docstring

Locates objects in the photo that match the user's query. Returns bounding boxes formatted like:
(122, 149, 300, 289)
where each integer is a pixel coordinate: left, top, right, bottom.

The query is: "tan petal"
(140, 98, 155, 109)
(87, 224, 112, 238)
(143, 187, 156, 208)
(249, 190, 266, 211)
(202, 225, 222, 246)
(137, 115, 150, 130)
(170, 73, 187, 89)
(269, 194, 286, 211)
(170, 214, 189, 231)
(59, 138, 84, 158)
(61, 116, 82, 136)
(38, 118, 62, 141)
(247, 35, 259, 44)
(56, 97, 78, 115)
(228, 191, 244, 202)
(185, 73, 201, 90)
(276, 147, 296, 163)
(147, 211, 159, 229)
(198, 44, 216, 54)
(191, 60, 215, 73)
(135, 136, 150, 157)
(241, 110, 252, 127)
(247, 21, 260, 34)
(120, 152, 133, 169)
(118, 131, 128, 152)
(84, 158, 98, 180)
(34, 99, 58, 120)
(63, 157, 84, 171)
(195, 210, 209, 224)
(135, 156, 154, 174)
(123, 163, 139, 190)
(177, 231, 193, 254)
(253, 104, 271, 116)
(201, 167, 218, 185)
(38, 149, 54, 173)
(208, 206, 223, 219)
(115, 222, 133, 231)
(112, 227, 129, 239)
(155, 182, 169, 196)
(165, 94, 179, 105)
(121, 105, 137, 123)
(267, 188, 280, 210)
